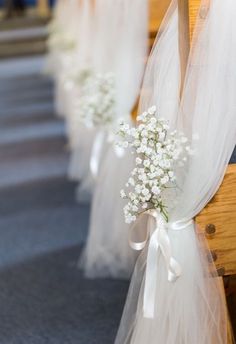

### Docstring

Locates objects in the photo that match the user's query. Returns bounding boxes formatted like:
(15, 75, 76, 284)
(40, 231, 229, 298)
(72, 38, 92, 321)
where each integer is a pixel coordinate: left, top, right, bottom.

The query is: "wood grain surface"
(196, 165, 236, 276)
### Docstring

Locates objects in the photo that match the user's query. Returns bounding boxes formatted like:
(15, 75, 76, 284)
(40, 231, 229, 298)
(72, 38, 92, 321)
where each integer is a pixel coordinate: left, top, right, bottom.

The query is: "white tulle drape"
(46, 0, 97, 198)
(45, 0, 71, 78)
(65, 0, 97, 193)
(72, 0, 126, 199)
(48, 0, 81, 118)
(80, 0, 148, 278)
(115, 0, 236, 342)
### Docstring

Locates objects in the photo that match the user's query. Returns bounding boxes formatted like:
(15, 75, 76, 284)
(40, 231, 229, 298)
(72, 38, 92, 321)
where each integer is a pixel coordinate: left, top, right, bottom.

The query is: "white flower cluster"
(76, 72, 116, 128)
(118, 106, 191, 224)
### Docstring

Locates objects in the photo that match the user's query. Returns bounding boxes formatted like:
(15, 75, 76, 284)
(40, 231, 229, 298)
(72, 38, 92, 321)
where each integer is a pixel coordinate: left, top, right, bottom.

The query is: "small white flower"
(134, 139, 141, 147)
(142, 138, 148, 145)
(138, 124, 145, 131)
(143, 160, 150, 168)
(148, 172, 156, 179)
(135, 185, 142, 194)
(136, 157, 142, 165)
(128, 177, 135, 186)
(148, 105, 156, 115)
(150, 165, 155, 173)
(151, 186, 161, 195)
(141, 130, 148, 138)
(163, 160, 171, 168)
(130, 128, 138, 138)
(132, 205, 139, 212)
(153, 158, 160, 166)
(144, 193, 151, 201)
(140, 144, 146, 153)
(139, 173, 147, 182)
(145, 148, 153, 156)
(129, 192, 136, 201)
(160, 176, 169, 185)
(120, 189, 126, 198)
(150, 117, 157, 124)
(142, 188, 149, 196)
(125, 215, 133, 224)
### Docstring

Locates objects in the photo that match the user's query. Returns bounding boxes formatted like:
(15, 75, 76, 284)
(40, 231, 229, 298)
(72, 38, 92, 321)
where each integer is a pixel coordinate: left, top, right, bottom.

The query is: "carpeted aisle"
(0, 55, 128, 344)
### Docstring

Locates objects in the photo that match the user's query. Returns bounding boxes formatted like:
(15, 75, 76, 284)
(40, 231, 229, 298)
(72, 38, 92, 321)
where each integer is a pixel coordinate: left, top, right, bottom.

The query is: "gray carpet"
(0, 55, 128, 344)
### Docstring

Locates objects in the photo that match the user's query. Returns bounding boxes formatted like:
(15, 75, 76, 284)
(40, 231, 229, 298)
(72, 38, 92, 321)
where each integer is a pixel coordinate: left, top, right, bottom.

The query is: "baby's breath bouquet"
(118, 106, 191, 224)
(76, 72, 116, 129)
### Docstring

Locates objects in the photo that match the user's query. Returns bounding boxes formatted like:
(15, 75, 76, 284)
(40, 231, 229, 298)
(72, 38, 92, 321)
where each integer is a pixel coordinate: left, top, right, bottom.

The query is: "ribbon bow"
(129, 209, 193, 318)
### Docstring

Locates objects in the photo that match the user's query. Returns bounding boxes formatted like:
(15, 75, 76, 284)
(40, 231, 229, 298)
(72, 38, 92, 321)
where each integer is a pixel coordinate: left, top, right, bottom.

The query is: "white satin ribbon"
(90, 130, 125, 179)
(90, 130, 107, 178)
(129, 209, 193, 318)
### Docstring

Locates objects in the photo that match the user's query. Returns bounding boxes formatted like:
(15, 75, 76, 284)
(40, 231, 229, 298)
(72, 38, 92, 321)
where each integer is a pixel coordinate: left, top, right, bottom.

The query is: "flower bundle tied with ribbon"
(72, 70, 124, 179)
(118, 106, 193, 318)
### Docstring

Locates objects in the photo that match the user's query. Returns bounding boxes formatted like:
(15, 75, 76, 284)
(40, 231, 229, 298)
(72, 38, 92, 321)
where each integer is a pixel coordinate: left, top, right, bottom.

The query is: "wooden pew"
(37, 0, 50, 17)
(149, 0, 171, 46)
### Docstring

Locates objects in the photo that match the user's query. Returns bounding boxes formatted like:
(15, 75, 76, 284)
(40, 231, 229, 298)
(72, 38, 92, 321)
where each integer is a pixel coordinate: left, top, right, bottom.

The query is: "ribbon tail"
(143, 221, 182, 318)
(168, 257, 182, 282)
(143, 230, 160, 319)
(158, 229, 182, 282)
(90, 130, 106, 178)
